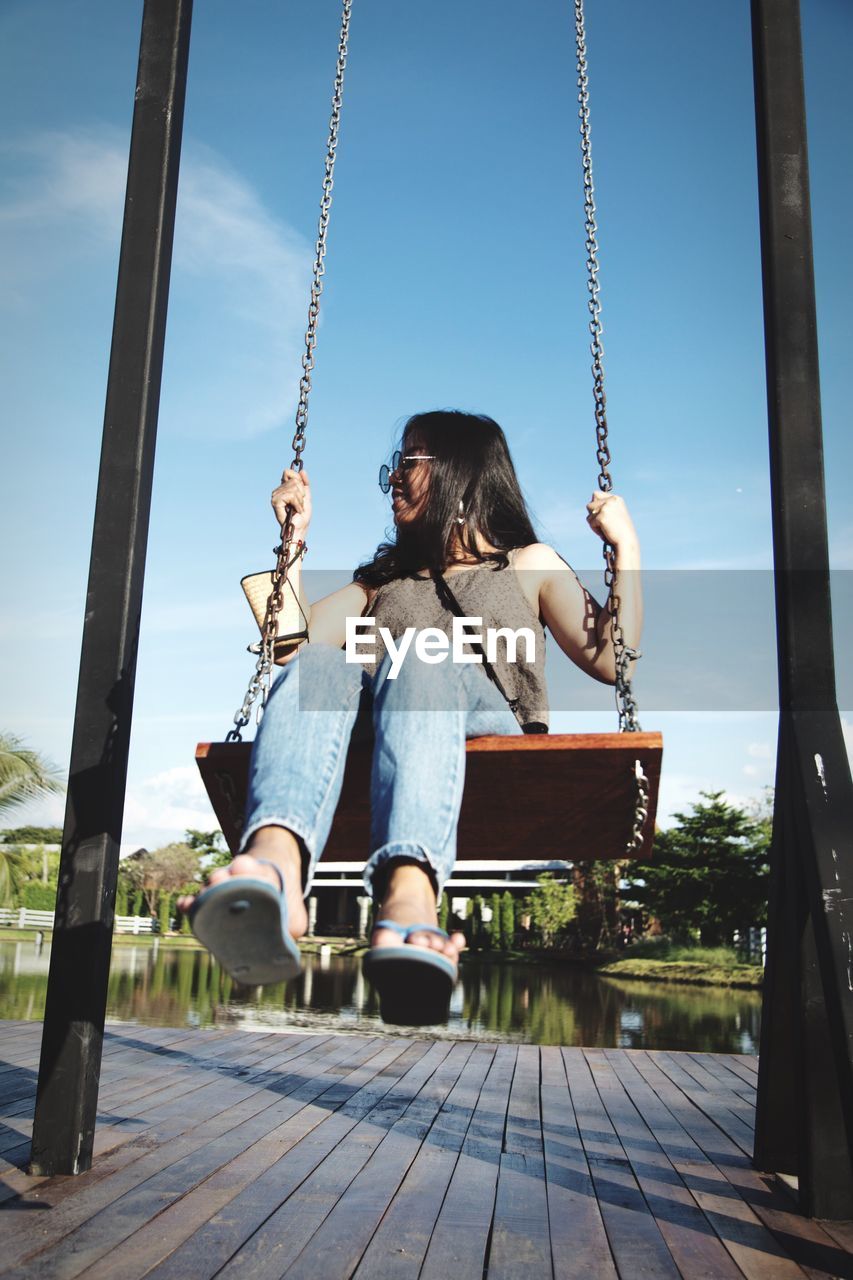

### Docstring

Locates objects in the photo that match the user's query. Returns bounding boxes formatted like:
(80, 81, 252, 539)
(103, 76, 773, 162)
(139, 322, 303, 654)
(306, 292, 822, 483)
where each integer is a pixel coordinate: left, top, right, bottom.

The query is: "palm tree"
(0, 733, 64, 905)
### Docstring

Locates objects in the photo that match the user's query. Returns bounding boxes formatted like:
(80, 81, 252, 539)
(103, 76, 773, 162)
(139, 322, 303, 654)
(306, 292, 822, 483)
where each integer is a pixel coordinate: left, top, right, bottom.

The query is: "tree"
(488, 894, 502, 950)
(500, 892, 515, 950)
(20, 880, 57, 910)
(0, 734, 63, 905)
(123, 843, 202, 916)
(1, 826, 63, 844)
(572, 861, 622, 953)
(525, 875, 577, 948)
(0, 734, 63, 815)
(466, 895, 485, 950)
(0, 846, 26, 907)
(185, 829, 229, 869)
(158, 895, 173, 934)
(438, 892, 450, 933)
(623, 791, 770, 945)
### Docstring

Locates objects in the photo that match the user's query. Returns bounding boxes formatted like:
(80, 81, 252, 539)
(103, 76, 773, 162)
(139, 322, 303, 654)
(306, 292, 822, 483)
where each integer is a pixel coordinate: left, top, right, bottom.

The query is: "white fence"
(0, 907, 155, 935)
(116, 915, 156, 934)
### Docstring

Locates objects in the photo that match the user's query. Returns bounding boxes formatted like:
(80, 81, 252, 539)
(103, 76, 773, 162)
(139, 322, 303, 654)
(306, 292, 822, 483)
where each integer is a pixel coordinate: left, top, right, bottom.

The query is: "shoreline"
(1, 930, 765, 987)
(597, 956, 763, 989)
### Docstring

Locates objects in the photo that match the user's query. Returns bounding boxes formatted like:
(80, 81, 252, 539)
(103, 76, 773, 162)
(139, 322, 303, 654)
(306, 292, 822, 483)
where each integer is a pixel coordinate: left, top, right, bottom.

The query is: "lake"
(0, 938, 761, 1051)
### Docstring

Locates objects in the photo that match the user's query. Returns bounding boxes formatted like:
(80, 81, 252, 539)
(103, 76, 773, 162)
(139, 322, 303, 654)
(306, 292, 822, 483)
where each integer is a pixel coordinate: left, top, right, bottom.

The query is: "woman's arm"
(269, 468, 372, 656)
(519, 493, 643, 685)
(306, 578, 372, 648)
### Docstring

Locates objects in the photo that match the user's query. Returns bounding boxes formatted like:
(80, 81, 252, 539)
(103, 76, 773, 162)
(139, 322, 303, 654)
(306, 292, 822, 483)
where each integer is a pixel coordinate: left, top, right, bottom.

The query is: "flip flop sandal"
(363, 921, 457, 1027)
(188, 858, 302, 986)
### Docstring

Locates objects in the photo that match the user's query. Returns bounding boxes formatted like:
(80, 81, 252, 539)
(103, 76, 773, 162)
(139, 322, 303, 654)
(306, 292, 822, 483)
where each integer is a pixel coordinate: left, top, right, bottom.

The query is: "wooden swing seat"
(196, 731, 662, 863)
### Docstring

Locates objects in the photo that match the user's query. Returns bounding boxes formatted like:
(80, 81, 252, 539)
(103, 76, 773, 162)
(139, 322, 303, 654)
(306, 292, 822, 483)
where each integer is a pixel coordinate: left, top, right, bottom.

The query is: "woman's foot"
(371, 864, 465, 962)
(177, 827, 308, 941)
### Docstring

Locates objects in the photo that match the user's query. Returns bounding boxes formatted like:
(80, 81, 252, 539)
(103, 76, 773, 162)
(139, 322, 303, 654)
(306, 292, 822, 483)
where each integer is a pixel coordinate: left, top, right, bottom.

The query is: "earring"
(455, 500, 465, 525)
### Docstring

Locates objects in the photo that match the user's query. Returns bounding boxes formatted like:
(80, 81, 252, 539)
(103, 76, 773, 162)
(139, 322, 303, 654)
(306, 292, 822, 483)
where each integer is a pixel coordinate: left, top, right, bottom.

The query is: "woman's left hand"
(586, 490, 637, 547)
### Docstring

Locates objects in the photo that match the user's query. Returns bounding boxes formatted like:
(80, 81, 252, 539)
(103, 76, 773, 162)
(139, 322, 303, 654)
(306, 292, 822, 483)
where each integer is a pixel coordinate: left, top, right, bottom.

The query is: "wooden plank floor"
(0, 1022, 851, 1279)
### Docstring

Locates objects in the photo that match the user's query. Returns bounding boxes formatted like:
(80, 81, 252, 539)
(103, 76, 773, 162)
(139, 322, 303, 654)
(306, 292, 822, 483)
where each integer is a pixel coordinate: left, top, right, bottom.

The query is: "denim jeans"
(239, 642, 521, 900)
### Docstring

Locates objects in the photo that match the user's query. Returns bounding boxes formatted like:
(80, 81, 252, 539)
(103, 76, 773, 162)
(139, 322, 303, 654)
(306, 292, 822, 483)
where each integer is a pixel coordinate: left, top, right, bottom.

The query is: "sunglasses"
(378, 451, 436, 493)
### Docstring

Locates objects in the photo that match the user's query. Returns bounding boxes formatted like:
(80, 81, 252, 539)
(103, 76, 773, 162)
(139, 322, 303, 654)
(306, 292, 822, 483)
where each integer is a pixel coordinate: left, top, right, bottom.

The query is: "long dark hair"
(355, 410, 538, 587)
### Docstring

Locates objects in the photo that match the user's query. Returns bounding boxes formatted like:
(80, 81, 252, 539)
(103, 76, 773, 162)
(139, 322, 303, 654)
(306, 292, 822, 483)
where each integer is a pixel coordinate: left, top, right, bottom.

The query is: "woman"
(181, 410, 641, 1023)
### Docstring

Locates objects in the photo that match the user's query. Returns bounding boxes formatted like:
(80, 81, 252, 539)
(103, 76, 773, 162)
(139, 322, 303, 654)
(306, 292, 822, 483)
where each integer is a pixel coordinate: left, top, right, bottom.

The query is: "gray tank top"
(368, 556, 548, 728)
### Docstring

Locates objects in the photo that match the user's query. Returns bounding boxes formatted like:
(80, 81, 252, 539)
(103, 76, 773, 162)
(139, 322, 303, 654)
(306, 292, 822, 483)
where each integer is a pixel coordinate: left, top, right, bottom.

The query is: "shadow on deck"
(0, 1021, 851, 1278)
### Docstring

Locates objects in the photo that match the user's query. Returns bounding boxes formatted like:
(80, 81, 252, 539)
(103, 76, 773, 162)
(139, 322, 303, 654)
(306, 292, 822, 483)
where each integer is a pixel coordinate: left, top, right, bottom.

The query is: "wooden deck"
(1, 1021, 851, 1278)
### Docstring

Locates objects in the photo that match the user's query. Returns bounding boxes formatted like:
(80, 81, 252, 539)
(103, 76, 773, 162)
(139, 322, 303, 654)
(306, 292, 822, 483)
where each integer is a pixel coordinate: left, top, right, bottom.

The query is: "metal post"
(29, 0, 193, 1176)
(751, 0, 853, 1218)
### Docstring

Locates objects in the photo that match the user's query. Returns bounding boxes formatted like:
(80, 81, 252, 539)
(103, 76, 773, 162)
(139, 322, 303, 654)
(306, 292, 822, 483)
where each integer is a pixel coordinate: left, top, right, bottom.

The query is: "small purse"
(241, 552, 309, 664)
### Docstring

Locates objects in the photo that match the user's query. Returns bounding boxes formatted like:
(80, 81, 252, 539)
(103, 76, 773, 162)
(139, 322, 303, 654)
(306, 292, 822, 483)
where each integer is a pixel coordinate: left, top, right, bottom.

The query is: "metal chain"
(291, 0, 352, 471)
(574, 0, 642, 737)
(626, 759, 651, 856)
(226, 0, 353, 742)
(574, 0, 648, 853)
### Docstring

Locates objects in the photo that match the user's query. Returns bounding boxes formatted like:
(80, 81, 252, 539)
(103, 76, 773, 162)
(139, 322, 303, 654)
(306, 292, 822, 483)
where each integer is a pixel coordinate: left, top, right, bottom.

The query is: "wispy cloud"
(123, 765, 217, 846)
(1, 128, 313, 439)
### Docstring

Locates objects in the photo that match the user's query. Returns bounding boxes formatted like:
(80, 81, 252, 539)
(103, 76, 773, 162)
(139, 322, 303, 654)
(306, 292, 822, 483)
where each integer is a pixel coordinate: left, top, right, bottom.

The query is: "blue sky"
(1, 0, 851, 849)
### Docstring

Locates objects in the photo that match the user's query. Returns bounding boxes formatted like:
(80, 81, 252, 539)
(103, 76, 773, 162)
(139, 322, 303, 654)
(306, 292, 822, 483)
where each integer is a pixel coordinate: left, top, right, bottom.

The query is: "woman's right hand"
(271, 468, 312, 541)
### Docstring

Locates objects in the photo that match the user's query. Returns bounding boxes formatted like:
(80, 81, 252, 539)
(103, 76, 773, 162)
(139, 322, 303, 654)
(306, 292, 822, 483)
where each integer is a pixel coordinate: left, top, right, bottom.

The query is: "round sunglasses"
(378, 451, 436, 493)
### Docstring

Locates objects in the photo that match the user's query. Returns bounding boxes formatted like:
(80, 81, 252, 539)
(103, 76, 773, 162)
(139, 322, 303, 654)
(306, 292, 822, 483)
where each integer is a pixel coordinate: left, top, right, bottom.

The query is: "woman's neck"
(446, 529, 500, 563)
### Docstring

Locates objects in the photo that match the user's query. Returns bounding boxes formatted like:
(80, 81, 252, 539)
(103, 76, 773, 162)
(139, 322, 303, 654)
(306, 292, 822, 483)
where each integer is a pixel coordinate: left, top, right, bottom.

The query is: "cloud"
(0, 763, 220, 850)
(742, 737, 773, 773)
(0, 130, 127, 235)
(1, 128, 313, 439)
(123, 765, 218, 846)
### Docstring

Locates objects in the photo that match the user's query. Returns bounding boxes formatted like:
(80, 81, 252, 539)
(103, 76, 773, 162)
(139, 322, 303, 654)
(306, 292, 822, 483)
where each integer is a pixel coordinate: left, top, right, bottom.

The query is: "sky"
(1, 0, 851, 850)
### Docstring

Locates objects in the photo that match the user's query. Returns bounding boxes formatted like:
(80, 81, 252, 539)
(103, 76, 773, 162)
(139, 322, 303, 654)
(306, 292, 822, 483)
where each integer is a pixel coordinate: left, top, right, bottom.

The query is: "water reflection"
(0, 940, 760, 1051)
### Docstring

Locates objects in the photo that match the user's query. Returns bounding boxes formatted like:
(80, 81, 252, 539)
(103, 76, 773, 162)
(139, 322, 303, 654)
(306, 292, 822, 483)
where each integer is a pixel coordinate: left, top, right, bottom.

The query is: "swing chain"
(226, 0, 353, 742)
(291, 0, 353, 468)
(574, 0, 641, 735)
(626, 759, 651, 857)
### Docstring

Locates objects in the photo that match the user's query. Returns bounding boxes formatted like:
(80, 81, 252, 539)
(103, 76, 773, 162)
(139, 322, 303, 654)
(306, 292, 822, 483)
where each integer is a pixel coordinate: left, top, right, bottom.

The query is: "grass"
(618, 938, 746, 965)
(598, 937, 764, 988)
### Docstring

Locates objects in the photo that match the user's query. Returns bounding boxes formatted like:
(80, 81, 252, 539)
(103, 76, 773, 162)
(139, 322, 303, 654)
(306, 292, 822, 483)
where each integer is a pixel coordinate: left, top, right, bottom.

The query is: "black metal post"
(29, 0, 193, 1176)
(751, 0, 853, 1218)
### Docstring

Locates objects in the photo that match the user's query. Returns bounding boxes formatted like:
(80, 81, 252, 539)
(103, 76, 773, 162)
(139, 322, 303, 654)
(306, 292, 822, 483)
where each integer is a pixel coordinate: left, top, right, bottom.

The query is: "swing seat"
(195, 732, 662, 863)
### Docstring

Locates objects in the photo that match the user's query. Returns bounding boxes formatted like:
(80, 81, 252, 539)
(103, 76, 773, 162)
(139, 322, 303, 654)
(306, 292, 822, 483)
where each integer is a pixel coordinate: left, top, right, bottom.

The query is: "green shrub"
(466, 896, 485, 951)
(158, 895, 173, 935)
(20, 881, 57, 911)
(500, 892, 515, 950)
(488, 895, 502, 950)
(627, 937, 742, 966)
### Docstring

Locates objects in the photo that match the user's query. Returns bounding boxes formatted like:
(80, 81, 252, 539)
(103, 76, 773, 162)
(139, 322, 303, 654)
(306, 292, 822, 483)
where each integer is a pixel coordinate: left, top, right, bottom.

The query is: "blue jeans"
(239, 643, 521, 901)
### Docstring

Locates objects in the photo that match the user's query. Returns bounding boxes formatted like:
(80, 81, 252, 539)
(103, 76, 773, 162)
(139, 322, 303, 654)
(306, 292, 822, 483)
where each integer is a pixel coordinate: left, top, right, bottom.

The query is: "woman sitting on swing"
(181, 409, 642, 1022)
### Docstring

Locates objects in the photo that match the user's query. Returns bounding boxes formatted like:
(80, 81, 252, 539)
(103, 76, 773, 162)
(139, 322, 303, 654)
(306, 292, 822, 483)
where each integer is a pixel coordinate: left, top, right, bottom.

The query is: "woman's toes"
(404, 930, 440, 950)
(229, 853, 262, 877)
